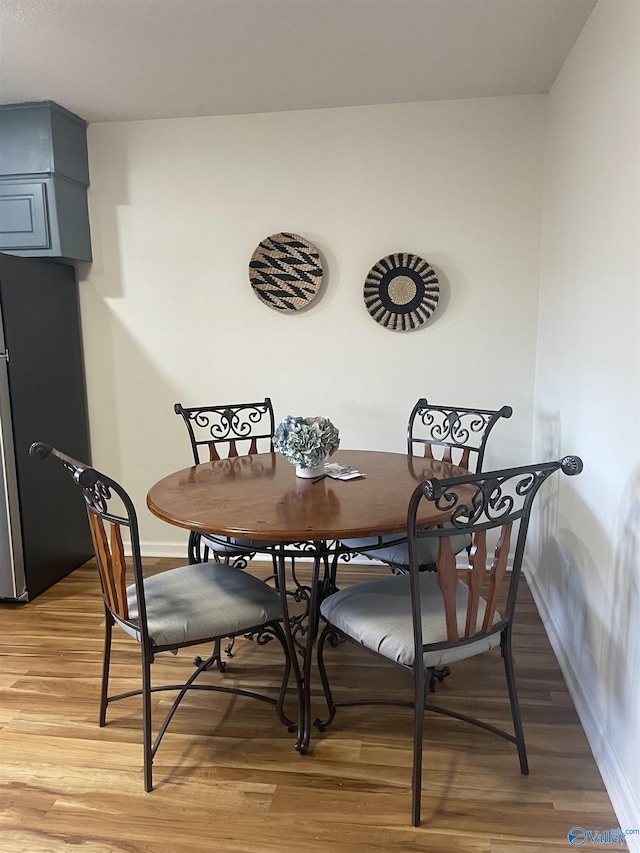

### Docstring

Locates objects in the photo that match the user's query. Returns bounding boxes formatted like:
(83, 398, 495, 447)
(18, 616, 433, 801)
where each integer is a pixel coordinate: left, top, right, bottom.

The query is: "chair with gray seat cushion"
(29, 442, 298, 792)
(174, 398, 277, 566)
(341, 398, 513, 573)
(316, 455, 583, 826)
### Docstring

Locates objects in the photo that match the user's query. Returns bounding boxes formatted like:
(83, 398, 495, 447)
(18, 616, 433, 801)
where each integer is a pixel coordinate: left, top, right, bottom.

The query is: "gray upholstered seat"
(320, 572, 500, 668)
(200, 534, 274, 558)
(121, 563, 283, 647)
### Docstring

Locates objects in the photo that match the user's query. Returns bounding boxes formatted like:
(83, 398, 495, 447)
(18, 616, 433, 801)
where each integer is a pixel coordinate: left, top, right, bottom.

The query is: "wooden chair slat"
(482, 523, 512, 632)
(208, 443, 221, 462)
(442, 446, 453, 464)
(87, 511, 117, 614)
(110, 523, 129, 620)
(464, 530, 487, 638)
(436, 537, 459, 642)
(249, 437, 259, 455)
(228, 440, 239, 458)
(460, 448, 470, 470)
(423, 444, 434, 459)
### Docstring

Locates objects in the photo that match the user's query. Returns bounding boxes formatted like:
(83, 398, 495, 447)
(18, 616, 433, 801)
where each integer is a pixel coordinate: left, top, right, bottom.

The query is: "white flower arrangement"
(273, 416, 340, 470)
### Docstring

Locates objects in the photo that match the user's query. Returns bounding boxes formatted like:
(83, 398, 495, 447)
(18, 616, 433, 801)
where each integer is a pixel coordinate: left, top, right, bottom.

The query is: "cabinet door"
(0, 180, 51, 251)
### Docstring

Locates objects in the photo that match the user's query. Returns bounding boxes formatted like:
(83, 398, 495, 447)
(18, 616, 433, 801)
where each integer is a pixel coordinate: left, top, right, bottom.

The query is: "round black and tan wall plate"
(363, 253, 440, 331)
(249, 232, 323, 312)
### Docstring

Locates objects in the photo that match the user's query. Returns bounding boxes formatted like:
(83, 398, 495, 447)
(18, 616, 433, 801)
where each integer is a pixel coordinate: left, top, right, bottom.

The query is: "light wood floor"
(0, 557, 623, 853)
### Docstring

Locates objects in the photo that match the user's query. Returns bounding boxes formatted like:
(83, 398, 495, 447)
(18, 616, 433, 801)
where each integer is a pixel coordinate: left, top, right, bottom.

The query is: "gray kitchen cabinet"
(0, 101, 92, 262)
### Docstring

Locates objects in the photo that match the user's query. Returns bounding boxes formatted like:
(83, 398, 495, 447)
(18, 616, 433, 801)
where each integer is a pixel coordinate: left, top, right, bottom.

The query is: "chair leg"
(193, 638, 227, 672)
(273, 549, 304, 741)
(314, 623, 339, 731)
(141, 647, 154, 792)
(502, 630, 529, 775)
(325, 550, 341, 597)
(188, 531, 201, 564)
(99, 608, 114, 727)
(188, 530, 216, 565)
(271, 622, 299, 732)
(430, 665, 451, 692)
(411, 664, 427, 827)
(270, 552, 280, 589)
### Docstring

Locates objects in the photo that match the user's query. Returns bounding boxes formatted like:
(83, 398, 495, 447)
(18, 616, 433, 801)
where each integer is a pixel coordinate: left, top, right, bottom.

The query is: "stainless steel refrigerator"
(0, 252, 93, 601)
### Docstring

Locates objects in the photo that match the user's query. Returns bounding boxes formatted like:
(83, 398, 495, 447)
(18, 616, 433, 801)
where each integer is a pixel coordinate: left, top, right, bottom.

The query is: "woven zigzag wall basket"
(249, 232, 323, 312)
(363, 253, 440, 331)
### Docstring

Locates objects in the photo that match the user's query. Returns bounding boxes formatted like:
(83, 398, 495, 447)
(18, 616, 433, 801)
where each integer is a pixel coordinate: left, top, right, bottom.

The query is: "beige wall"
(81, 94, 546, 552)
(531, 0, 640, 838)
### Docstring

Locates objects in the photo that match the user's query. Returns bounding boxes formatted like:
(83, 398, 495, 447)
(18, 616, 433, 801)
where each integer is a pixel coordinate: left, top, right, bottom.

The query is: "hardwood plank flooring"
(0, 558, 624, 852)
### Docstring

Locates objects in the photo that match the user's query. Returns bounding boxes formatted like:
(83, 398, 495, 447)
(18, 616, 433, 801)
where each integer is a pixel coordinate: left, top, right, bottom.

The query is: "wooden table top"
(146, 449, 469, 542)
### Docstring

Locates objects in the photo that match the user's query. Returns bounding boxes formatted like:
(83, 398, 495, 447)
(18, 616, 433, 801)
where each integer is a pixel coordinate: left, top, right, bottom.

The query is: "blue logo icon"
(568, 827, 587, 847)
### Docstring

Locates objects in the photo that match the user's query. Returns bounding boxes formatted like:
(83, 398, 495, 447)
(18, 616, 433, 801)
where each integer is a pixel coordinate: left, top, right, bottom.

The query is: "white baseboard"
(524, 558, 640, 851)
(139, 540, 192, 559)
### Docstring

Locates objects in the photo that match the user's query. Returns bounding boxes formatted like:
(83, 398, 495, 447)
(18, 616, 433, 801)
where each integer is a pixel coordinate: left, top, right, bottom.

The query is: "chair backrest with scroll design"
(29, 442, 148, 635)
(407, 399, 513, 472)
(174, 398, 275, 464)
(407, 456, 584, 655)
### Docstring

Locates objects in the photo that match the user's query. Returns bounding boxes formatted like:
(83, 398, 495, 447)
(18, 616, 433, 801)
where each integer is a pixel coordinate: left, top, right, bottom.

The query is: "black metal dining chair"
(29, 441, 297, 792)
(174, 398, 276, 566)
(316, 455, 583, 826)
(341, 398, 513, 574)
(175, 398, 312, 666)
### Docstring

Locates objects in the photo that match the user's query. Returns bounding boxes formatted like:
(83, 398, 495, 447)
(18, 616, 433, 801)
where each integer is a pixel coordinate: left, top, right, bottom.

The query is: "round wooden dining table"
(147, 449, 468, 542)
(147, 449, 469, 752)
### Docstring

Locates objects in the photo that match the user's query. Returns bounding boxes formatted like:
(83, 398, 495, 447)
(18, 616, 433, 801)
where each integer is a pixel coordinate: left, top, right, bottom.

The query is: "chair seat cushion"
(320, 572, 501, 668)
(120, 563, 283, 648)
(341, 527, 472, 570)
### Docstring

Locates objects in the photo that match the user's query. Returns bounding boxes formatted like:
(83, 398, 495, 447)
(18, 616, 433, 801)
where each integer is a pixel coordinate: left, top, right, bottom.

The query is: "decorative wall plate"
(249, 232, 323, 312)
(363, 253, 440, 331)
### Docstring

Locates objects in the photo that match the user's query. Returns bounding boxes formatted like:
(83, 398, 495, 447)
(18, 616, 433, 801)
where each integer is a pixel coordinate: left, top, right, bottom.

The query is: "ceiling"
(0, 0, 597, 124)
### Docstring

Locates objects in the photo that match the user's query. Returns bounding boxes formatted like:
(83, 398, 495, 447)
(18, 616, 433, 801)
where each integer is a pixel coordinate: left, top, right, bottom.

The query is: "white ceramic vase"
(295, 463, 325, 479)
